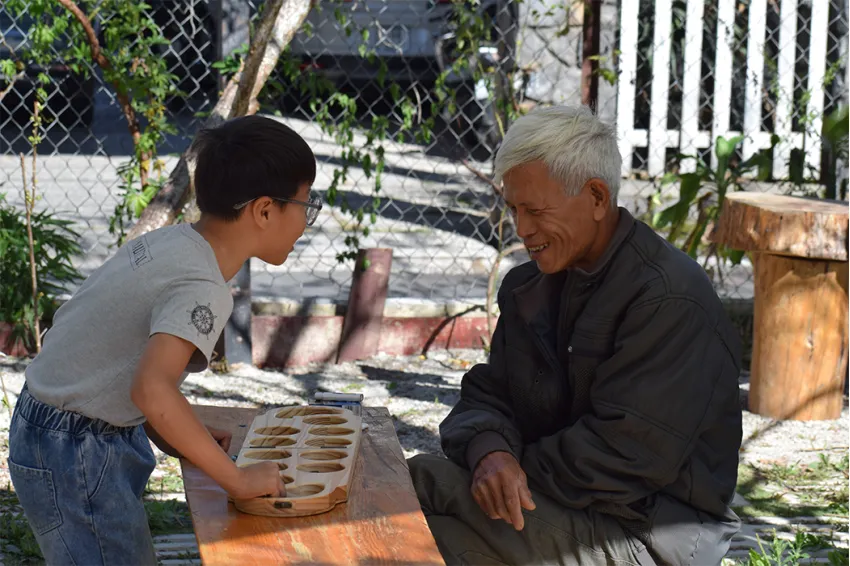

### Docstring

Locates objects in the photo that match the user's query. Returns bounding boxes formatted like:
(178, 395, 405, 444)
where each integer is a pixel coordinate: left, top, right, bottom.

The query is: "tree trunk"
(124, 0, 312, 242)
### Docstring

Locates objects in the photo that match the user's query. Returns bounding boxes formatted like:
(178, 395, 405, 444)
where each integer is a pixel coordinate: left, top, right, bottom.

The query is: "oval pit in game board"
(297, 462, 345, 473)
(243, 449, 292, 460)
(305, 437, 352, 448)
(239, 461, 289, 471)
(249, 436, 297, 447)
(307, 426, 355, 436)
(275, 406, 343, 419)
(302, 415, 348, 425)
(300, 450, 348, 461)
(254, 426, 300, 436)
(280, 474, 295, 484)
(286, 484, 325, 497)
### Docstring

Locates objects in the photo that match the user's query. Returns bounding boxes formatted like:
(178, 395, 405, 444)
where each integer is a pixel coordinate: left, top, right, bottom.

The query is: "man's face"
(503, 160, 609, 274)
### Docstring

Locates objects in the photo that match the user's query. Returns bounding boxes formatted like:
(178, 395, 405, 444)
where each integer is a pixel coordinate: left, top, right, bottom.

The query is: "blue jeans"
(8, 385, 158, 565)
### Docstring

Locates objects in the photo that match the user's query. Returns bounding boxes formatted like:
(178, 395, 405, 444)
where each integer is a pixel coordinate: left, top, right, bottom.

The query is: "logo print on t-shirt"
(188, 302, 216, 336)
(127, 236, 152, 270)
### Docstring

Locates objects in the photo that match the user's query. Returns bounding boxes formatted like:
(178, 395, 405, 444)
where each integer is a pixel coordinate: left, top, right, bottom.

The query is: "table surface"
(181, 404, 445, 565)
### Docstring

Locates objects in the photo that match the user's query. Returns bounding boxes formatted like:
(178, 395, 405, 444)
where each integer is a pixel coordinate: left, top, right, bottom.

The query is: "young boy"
(7, 115, 322, 564)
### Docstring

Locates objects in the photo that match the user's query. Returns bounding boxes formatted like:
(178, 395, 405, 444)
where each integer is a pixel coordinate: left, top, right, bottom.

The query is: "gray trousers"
(409, 454, 656, 566)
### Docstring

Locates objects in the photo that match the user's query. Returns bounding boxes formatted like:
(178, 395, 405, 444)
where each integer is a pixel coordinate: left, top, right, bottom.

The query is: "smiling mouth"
(526, 243, 549, 253)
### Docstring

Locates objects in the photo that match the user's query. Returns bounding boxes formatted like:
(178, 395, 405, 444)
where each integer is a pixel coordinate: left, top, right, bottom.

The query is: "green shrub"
(0, 193, 82, 352)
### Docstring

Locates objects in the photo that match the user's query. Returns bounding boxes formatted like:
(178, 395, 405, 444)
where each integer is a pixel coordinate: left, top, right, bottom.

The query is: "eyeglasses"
(233, 192, 324, 226)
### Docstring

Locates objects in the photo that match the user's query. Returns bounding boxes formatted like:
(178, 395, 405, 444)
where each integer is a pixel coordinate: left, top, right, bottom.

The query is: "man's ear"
(586, 179, 611, 221)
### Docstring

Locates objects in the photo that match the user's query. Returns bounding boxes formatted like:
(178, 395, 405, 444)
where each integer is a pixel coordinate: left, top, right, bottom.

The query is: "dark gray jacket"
(440, 208, 743, 564)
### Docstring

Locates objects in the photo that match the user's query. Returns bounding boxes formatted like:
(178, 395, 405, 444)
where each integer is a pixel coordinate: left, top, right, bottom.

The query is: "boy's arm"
(131, 333, 283, 499)
(143, 421, 182, 458)
(144, 415, 232, 458)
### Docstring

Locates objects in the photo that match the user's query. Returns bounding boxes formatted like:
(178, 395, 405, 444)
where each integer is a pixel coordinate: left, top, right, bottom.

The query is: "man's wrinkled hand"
(207, 426, 232, 453)
(471, 451, 536, 530)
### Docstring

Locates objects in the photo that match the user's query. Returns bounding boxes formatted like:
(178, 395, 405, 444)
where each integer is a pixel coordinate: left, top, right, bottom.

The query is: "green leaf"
(599, 68, 618, 86)
(659, 172, 680, 186)
(789, 148, 806, 186)
(715, 135, 744, 160)
(0, 59, 17, 78)
(377, 60, 388, 88)
(685, 220, 708, 258)
(715, 135, 743, 190)
(823, 105, 849, 146)
(652, 173, 701, 229)
(739, 150, 772, 182)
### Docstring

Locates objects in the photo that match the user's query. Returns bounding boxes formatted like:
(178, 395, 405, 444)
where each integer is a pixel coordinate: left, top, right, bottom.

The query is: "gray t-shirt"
(25, 223, 233, 427)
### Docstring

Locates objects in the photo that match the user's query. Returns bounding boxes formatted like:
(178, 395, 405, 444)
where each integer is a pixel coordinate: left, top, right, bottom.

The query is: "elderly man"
(409, 105, 743, 566)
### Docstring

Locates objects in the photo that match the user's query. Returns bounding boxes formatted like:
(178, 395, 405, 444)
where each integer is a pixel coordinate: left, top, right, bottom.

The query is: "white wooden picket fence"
(616, 0, 833, 180)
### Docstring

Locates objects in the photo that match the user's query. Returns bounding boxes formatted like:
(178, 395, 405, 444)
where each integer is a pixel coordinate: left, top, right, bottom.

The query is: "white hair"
(494, 105, 622, 205)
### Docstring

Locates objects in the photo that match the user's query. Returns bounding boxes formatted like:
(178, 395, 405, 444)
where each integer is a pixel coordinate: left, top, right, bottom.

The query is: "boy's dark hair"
(191, 115, 317, 221)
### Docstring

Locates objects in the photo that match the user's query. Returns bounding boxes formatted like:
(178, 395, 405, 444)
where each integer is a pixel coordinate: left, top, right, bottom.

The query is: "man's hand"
(471, 451, 536, 530)
(207, 426, 232, 453)
(226, 462, 287, 500)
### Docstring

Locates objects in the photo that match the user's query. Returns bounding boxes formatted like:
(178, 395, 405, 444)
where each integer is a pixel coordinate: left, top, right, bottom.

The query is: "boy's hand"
(227, 462, 287, 500)
(207, 426, 232, 453)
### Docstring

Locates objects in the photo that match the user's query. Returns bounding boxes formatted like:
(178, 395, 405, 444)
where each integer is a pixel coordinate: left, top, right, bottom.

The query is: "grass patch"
(144, 499, 193, 536)
(395, 408, 420, 419)
(145, 474, 185, 496)
(0, 485, 42, 564)
(735, 455, 849, 518)
(735, 531, 848, 566)
(183, 383, 219, 399)
(145, 457, 185, 495)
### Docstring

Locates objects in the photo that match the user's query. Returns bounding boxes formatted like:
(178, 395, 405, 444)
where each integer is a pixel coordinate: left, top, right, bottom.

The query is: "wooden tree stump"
(713, 192, 849, 421)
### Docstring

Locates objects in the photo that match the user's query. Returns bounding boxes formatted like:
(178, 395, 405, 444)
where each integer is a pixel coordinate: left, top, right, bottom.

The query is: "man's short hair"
(494, 105, 622, 205)
(192, 115, 317, 221)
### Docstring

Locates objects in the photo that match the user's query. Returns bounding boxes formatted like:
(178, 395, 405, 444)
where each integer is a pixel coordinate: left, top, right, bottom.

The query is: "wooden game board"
(232, 405, 363, 517)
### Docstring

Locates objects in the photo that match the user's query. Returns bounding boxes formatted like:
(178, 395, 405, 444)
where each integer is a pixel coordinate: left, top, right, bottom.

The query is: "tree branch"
(124, 0, 313, 241)
(461, 159, 502, 196)
(21, 152, 40, 353)
(56, 0, 148, 187)
(0, 71, 25, 103)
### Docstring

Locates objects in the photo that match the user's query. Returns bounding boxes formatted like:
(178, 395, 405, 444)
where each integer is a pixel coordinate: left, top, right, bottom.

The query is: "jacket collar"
(512, 207, 636, 326)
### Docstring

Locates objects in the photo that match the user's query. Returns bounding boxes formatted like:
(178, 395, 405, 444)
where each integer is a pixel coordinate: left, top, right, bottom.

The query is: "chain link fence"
(1, 0, 846, 307)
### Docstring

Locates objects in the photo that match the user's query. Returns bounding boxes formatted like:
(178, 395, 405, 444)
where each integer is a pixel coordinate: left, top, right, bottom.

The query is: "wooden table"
(181, 404, 445, 565)
(713, 192, 848, 421)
